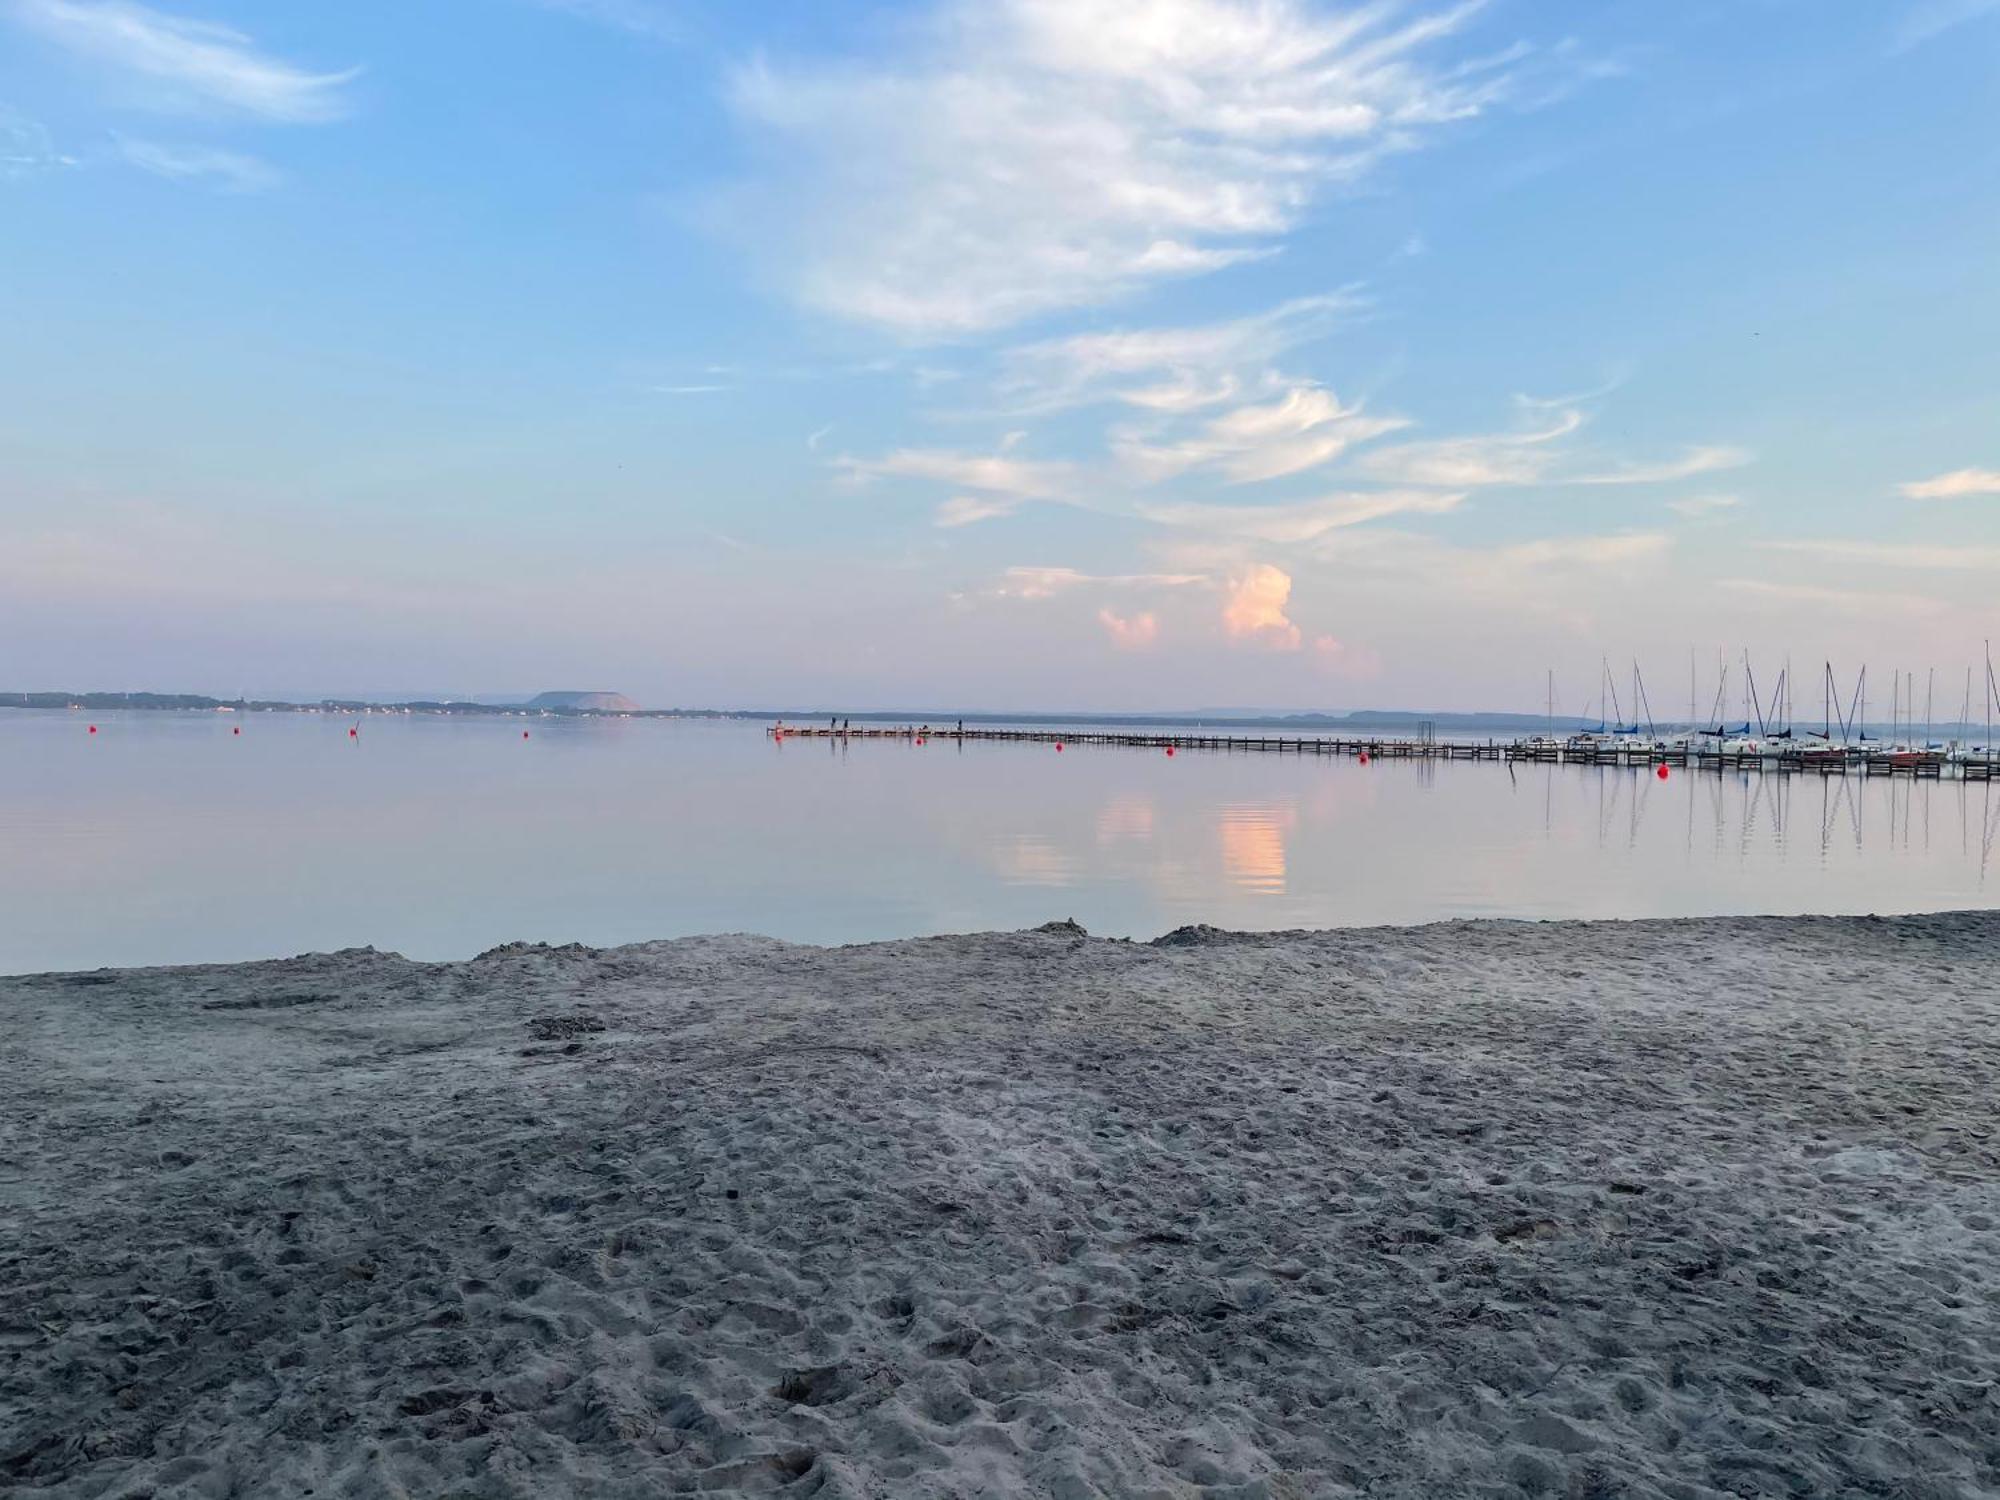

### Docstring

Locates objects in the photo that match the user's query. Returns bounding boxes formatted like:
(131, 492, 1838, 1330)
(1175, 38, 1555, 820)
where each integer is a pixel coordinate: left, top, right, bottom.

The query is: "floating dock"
(769, 724, 1996, 779)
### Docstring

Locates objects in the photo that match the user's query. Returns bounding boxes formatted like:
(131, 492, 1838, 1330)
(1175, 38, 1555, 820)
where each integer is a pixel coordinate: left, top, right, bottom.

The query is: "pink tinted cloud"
(1221, 564, 1301, 650)
(1098, 607, 1159, 650)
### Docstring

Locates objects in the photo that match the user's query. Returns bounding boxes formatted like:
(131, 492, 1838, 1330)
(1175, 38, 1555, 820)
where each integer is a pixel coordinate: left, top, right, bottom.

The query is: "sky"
(2, 0, 1997, 713)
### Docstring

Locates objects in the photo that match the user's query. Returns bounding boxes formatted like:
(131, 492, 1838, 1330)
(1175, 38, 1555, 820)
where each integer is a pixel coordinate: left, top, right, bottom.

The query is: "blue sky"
(2, 0, 1996, 712)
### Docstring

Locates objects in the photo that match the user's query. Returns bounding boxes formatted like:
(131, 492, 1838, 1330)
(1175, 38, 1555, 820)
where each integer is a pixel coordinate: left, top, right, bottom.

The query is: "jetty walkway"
(769, 723, 1996, 780)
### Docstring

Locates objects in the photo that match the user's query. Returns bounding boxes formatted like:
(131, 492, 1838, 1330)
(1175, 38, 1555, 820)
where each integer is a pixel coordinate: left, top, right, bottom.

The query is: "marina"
(773, 652, 2000, 781)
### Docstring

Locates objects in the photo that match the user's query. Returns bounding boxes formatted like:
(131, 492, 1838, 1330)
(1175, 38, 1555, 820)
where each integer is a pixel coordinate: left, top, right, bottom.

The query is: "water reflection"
(2, 711, 1996, 974)
(997, 835, 1078, 888)
(1094, 795, 1155, 845)
(1218, 803, 1290, 894)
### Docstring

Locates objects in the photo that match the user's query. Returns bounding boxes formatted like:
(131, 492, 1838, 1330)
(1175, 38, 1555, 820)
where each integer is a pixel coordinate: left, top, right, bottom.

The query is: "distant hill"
(523, 691, 641, 713)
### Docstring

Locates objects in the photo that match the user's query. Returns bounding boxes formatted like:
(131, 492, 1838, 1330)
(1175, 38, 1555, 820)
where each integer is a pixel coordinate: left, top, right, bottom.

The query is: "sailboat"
(1518, 669, 1566, 755)
(1798, 663, 1848, 767)
(1718, 651, 1767, 755)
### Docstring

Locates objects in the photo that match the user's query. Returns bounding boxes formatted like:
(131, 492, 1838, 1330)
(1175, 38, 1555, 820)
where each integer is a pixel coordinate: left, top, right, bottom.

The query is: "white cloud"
(113, 135, 277, 189)
(1900, 467, 2000, 500)
(725, 0, 1521, 333)
(1496, 532, 1669, 567)
(651, 383, 730, 395)
(1893, 0, 2000, 51)
(1222, 562, 1302, 649)
(1098, 607, 1159, 649)
(1002, 292, 1356, 411)
(1115, 384, 1407, 484)
(841, 447, 1074, 500)
(13, 0, 358, 121)
(1568, 445, 1750, 485)
(1762, 539, 2000, 571)
(1717, 578, 1948, 617)
(524, 0, 677, 38)
(1138, 487, 1462, 542)
(0, 106, 75, 177)
(1354, 408, 1581, 486)
(998, 565, 1206, 599)
(936, 495, 1023, 528)
(1667, 493, 1740, 518)
(1121, 373, 1244, 412)
(1356, 413, 1748, 490)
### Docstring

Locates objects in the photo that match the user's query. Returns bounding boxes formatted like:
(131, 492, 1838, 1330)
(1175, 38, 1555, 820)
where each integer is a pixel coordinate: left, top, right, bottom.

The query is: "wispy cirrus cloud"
(1000, 293, 1358, 413)
(936, 495, 1025, 528)
(114, 135, 277, 190)
(1717, 577, 1949, 617)
(0, 106, 75, 178)
(1353, 407, 1582, 486)
(1568, 445, 1749, 486)
(1667, 493, 1740, 518)
(1892, 0, 2000, 51)
(1762, 539, 2000, 571)
(1496, 532, 1669, 567)
(1900, 466, 2000, 500)
(725, 0, 1534, 334)
(997, 565, 1206, 599)
(1355, 407, 1747, 489)
(524, 0, 677, 39)
(841, 447, 1072, 498)
(11, 0, 359, 122)
(1137, 487, 1463, 543)
(841, 446, 1077, 530)
(1115, 385, 1407, 485)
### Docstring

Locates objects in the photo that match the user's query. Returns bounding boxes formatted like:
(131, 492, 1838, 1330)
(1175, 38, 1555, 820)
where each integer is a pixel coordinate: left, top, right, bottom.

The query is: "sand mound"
(4, 914, 1999, 1497)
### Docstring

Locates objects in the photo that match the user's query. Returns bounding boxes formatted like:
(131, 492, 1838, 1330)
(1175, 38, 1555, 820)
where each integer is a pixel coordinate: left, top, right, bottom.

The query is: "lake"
(4, 707, 1996, 974)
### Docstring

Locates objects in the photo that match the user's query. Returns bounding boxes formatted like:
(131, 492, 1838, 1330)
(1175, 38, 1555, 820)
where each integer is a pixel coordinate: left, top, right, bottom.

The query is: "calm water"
(4, 708, 1998, 974)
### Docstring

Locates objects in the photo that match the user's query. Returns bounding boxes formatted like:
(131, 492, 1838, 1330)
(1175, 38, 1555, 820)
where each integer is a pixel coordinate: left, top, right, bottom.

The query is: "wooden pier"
(769, 724, 1998, 780)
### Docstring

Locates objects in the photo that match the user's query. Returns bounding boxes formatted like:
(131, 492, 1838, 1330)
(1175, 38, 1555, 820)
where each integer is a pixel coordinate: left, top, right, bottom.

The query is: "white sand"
(4, 913, 1999, 1498)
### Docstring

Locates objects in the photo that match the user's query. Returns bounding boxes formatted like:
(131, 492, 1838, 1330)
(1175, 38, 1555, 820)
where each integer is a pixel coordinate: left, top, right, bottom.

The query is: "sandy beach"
(4, 912, 1999, 1498)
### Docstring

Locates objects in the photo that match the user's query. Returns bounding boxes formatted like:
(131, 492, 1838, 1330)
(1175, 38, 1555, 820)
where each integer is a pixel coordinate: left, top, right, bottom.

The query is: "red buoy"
(1656, 762, 1670, 780)
(1165, 746, 1176, 757)
(1358, 750, 1370, 765)
(349, 727, 358, 739)
(233, 726, 240, 736)
(1056, 742, 1064, 752)
(522, 730, 530, 739)
(88, 724, 97, 735)
(917, 737, 926, 746)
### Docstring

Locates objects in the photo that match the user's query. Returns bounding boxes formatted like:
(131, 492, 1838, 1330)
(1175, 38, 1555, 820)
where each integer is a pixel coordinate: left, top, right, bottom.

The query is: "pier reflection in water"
(3, 710, 1997, 974)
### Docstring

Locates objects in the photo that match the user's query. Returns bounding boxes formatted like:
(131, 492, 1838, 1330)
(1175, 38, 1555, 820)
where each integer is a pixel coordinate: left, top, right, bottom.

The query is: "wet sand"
(4, 913, 1999, 1498)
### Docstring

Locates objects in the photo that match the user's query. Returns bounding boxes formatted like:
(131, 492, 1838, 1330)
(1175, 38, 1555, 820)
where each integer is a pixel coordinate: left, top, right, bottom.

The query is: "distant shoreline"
(9, 692, 1994, 739)
(0, 690, 1596, 733)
